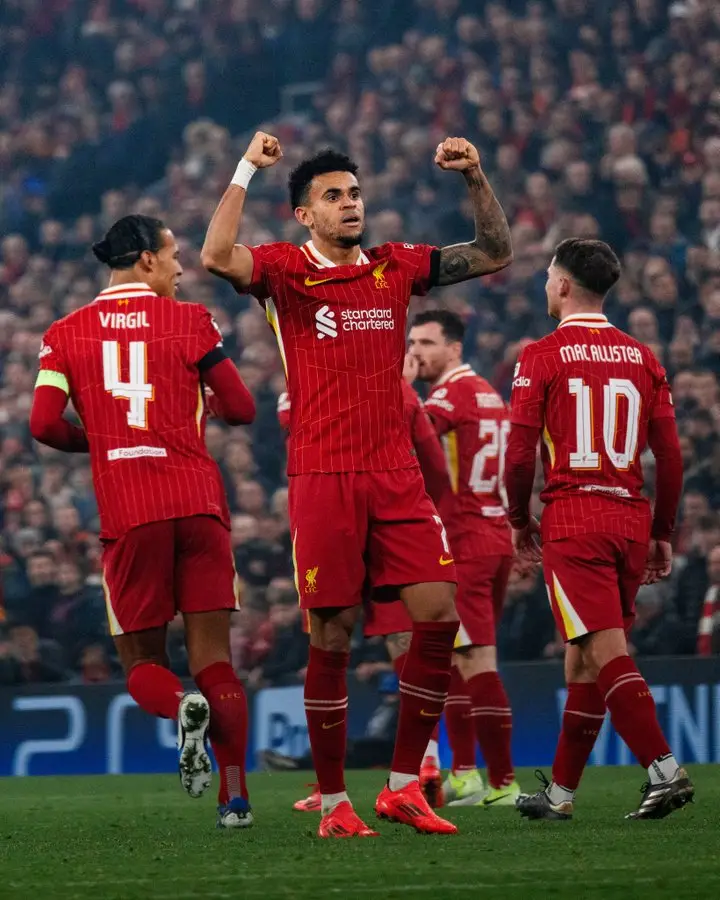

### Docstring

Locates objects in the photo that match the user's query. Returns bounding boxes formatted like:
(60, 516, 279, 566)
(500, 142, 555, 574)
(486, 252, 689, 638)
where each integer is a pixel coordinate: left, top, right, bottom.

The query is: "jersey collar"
(558, 313, 611, 329)
(95, 282, 157, 302)
(435, 363, 473, 387)
(301, 240, 369, 269)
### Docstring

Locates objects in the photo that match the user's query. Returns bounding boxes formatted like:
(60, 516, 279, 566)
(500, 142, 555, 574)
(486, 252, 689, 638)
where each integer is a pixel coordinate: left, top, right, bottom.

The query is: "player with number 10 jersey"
(507, 239, 690, 823)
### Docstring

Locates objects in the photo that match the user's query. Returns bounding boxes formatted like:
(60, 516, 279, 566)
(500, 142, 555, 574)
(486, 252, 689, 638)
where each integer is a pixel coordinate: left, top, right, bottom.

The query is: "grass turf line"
(0, 767, 717, 899)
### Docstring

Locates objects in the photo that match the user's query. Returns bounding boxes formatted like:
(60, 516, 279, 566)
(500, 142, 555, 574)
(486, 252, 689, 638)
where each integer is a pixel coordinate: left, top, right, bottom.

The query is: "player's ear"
(138, 249, 155, 271)
(294, 206, 312, 229)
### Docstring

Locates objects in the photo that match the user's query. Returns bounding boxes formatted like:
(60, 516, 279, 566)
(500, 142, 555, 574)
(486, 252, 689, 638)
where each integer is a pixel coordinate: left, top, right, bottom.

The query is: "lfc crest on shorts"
(305, 566, 319, 593)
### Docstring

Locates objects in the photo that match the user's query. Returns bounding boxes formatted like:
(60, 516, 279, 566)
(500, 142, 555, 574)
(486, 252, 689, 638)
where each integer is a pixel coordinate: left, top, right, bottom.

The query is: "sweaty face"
(146, 229, 183, 298)
(296, 171, 365, 248)
(408, 323, 457, 382)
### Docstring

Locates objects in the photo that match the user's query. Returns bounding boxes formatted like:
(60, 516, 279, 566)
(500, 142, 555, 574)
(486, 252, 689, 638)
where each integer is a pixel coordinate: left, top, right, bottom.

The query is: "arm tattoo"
(437, 167, 513, 286)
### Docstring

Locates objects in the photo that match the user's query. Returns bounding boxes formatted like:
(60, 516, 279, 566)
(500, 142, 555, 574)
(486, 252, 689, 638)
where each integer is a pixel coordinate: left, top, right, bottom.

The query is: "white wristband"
(231, 158, 257, 190)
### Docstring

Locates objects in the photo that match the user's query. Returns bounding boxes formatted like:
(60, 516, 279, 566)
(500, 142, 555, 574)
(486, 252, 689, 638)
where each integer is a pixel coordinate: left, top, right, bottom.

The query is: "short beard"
(336, 230, 364, 248)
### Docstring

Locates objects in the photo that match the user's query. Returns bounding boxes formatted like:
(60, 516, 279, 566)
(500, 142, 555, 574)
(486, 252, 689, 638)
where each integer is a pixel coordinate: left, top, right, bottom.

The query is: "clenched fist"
(434, 137, 480, 172)
(243, 131, 283, 169)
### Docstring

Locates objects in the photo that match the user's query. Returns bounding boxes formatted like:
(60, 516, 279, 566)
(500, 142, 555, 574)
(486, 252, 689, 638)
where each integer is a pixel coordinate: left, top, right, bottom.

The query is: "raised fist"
(434, 137, 480, 172)
(243, 131, 283, 169)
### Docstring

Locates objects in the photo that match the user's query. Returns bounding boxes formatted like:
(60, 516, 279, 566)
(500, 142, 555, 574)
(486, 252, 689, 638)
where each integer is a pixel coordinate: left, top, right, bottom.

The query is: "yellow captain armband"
(35, 370, 70, 394)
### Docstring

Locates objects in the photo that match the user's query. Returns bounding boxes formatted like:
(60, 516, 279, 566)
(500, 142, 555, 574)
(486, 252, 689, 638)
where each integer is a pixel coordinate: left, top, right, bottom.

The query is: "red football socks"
(127, 662, 183, 720)
(553, 682, 606, 790)
(391, 621, 456, 776)
(195, 661, 249, 804)
(466, 671, 514, 788)
(445, 665, 476, 772)
(596, 655, 670, 768)
(304, 646, 349, 795)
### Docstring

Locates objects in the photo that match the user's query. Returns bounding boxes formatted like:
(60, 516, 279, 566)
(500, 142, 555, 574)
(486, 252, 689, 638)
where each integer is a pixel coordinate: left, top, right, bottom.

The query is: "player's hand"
(243, 131, 283, 169)
(512, 517, 542, 565)
(642, 539, 672, 584)
(403, 352, 419, 384)
(434, 137, 480, 172)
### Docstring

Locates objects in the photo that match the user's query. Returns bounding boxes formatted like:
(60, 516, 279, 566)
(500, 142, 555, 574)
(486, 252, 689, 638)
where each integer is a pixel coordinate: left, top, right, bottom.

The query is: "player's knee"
(455, 645, 496, 678)
(579, 628, 628, 679)
(124, 654, 169, 677)
(403, 582, 458, 623)
(308, 607, 357, 653)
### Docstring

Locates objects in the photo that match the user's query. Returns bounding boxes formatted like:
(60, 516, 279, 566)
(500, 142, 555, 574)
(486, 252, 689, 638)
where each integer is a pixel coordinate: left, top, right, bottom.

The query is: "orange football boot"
(293, 784, 321, 812)
(317, 801, 379, 838)
(420, 756, 444, 808)
(375, 781, 458, 834)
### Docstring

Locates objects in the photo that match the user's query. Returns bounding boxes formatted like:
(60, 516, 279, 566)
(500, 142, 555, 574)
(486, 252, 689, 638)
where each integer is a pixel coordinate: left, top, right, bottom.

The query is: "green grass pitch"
(0, 767, 718, 899)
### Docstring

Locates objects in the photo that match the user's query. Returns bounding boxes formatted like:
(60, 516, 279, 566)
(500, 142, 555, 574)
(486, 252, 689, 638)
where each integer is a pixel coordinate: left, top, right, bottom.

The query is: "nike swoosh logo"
(305, 276, 335, 287)
(484, 792, 513, 805)
(322, 720, 344, 730)
(439, 556, 454, 566)
(420, 709, 437, 717)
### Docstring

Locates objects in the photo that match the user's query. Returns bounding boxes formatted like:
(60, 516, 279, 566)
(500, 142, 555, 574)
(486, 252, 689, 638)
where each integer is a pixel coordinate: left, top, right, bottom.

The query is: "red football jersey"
(425, 364, 511, 559)
(37, 282, 230, 540)
(509, 312, 675, 542)
(276, 379, 451, 513)
(248, 239, 438, 474)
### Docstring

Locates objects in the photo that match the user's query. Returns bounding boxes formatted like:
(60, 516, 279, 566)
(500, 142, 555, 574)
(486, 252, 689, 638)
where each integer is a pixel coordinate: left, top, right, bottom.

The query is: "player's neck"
(107, 271, 152, 290)
(559, 301, 605, 322)
(433, 359, 466, 386)
(308, 235, 361, 267)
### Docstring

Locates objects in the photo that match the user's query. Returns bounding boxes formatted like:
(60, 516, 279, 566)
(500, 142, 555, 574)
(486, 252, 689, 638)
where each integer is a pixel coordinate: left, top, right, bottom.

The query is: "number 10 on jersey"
(103, 341, 153, 429)
(568, 376, 640, 471)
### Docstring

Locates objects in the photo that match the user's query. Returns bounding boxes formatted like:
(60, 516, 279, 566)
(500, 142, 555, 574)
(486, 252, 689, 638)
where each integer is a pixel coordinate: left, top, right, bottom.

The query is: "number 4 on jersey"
(103, 341, 153, 429)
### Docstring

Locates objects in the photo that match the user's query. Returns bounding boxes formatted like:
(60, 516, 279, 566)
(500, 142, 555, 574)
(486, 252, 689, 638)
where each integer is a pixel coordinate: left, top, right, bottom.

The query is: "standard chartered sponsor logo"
(315, 305, 395, 338)
(341, 309, 394, 331)
(315, 305, 338, 339)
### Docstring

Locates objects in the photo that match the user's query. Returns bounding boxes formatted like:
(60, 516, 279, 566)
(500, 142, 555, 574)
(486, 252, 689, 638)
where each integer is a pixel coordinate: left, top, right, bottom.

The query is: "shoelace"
(534, 769, 551, 791)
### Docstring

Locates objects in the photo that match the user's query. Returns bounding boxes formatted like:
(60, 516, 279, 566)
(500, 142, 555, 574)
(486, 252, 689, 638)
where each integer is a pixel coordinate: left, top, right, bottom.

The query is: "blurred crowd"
(2, 0, 720, 685)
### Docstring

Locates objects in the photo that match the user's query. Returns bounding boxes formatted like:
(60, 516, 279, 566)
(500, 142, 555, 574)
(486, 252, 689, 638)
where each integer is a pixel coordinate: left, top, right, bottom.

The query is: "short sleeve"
(192, 306, 225, 366)
(390, 243, 440, 297)
(35, 325, 70, 394)
(424, 385, 458, 436)
(509, 347, 547, 428)
(246, 243, 293, 302)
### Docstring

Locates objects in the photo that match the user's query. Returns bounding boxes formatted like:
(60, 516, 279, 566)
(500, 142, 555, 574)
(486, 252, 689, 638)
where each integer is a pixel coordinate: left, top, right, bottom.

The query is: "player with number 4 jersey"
(30, 214, 257, 829)
(506, 239, 692, 823)
(410, 310, 519, 808)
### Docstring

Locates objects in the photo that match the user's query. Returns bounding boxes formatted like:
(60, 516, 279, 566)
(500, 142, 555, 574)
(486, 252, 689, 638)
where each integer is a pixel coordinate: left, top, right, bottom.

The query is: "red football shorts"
(301, 597, 412, 638)
(289, 469, 456, 610)
(363, 596, 412, 636)
(453, 555, 512, 649)
(102, 515, 240, 636)
(542, 534, 648, 643)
